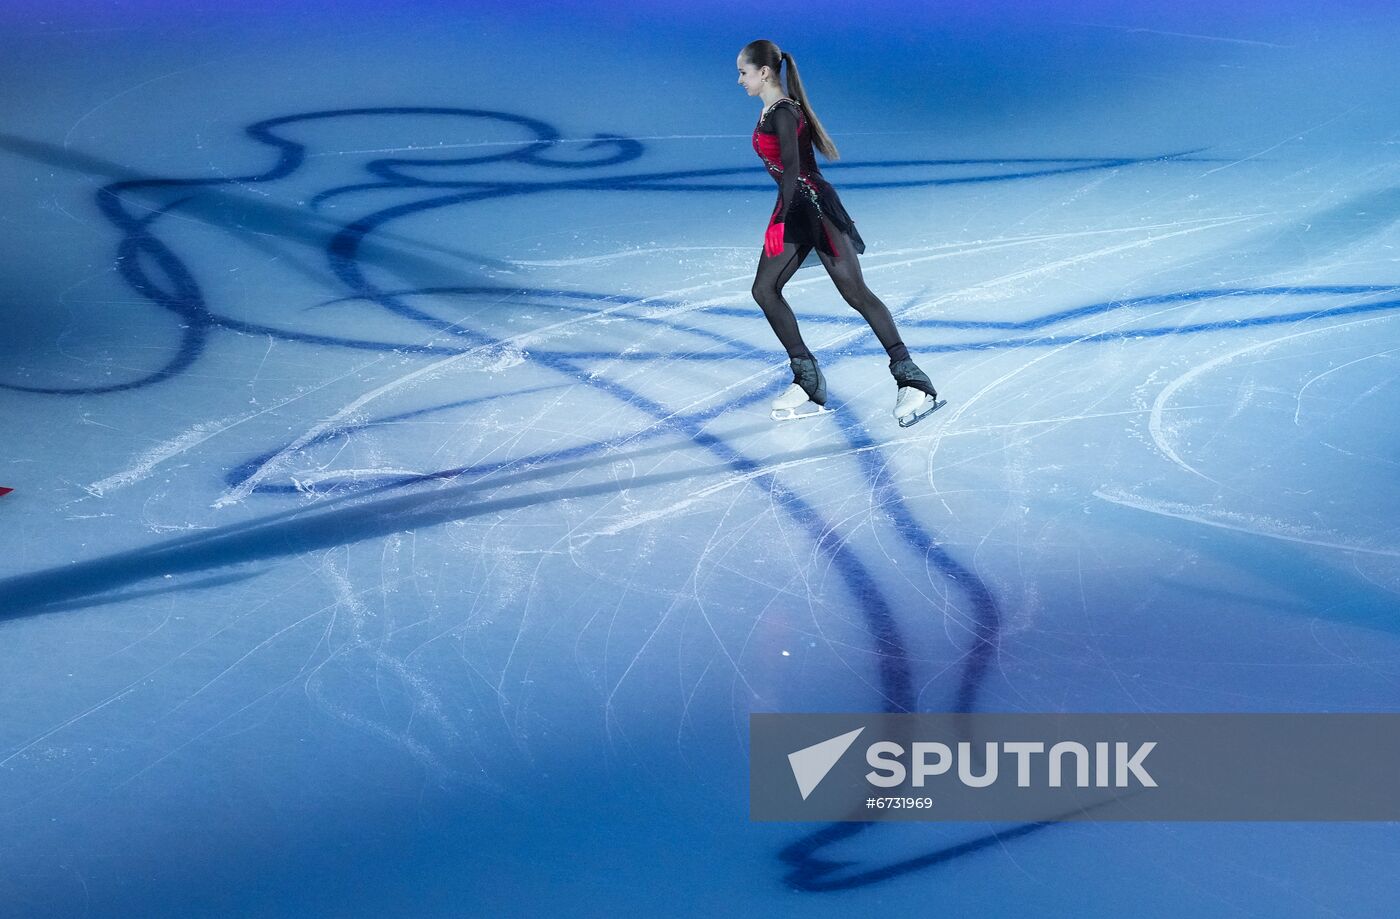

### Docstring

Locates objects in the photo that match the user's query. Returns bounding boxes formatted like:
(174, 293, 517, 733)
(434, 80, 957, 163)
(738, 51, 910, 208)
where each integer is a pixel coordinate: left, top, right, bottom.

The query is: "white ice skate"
(889, 357, 945, 428)
(893, 386, 946, 428)
(890, 389, 935, 428)
(771, 382, 831, 422)
(771, 354, 831, 422)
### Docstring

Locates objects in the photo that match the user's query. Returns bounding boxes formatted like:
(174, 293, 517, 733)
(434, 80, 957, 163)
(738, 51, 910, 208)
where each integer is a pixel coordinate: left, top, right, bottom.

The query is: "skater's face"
(736, 55, 770, 95)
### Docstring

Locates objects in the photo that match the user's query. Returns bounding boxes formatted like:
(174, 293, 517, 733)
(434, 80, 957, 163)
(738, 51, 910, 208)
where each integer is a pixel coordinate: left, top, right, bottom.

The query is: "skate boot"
(890, 357, 945, 428)
(771, 354, 831, 422)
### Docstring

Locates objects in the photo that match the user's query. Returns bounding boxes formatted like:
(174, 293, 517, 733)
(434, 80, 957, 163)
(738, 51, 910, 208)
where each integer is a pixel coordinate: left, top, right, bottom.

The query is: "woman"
(738, 39, 943, 427)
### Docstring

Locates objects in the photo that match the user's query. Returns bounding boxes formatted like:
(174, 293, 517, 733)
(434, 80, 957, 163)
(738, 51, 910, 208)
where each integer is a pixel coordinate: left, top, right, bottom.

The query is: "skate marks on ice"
(1095, 308, 1400, 568)
(186, 281, 1400, 502)
(4, 106, 1398, 893)
(0, 108, 1010, 894)
(693, 284, 1400, 358)
(0, 106, 1214, 399)
(0, 105, 1263, 505)
(1094, 488, 1400, 561)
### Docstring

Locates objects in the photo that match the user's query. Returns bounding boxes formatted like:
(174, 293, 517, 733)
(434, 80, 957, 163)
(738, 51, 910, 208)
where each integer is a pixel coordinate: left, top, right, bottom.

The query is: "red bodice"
(751, 99, 823, 181)
(749, 98, 858, 259)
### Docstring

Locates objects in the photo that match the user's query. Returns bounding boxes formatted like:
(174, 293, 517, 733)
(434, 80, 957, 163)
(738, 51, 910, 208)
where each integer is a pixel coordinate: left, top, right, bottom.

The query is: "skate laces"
(788, 355, 814, 383)
(788, 355, 825, 402)
(889, 358, 929, 385)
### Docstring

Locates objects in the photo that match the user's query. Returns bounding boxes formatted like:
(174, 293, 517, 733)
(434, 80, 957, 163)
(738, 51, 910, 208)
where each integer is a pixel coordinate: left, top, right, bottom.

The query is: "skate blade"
(896, 398, 946, 428)
(771, 403, 832, 422)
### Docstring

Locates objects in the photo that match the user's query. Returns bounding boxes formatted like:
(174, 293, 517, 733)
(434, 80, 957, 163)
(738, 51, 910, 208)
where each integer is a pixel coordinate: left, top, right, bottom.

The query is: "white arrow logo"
(788, 727, 865, 800)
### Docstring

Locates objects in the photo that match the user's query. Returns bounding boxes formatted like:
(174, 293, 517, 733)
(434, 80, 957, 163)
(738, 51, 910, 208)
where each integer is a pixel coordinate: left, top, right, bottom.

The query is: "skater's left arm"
(763, 105, 802, 257)
(772, 105, 801, 225)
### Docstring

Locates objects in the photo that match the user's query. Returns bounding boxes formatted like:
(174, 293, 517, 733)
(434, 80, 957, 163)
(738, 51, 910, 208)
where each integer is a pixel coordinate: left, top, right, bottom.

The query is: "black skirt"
(772, 174, 866, 269)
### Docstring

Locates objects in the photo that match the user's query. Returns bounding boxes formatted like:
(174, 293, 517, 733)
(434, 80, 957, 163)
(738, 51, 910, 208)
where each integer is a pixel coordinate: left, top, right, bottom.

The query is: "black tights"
(750, 217, 909, 363)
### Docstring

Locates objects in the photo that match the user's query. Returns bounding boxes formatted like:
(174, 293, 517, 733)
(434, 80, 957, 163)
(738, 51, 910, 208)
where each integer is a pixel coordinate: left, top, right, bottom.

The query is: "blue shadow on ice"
(3, 107, 1396, 893)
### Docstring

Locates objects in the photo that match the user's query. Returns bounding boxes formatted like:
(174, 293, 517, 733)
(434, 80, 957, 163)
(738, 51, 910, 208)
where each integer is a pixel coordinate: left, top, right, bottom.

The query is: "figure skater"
(738, 39, 944, 426)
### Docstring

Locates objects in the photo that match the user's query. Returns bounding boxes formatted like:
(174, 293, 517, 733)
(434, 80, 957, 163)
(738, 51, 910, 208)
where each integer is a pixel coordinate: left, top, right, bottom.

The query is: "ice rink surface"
(2, 1, 1399, 915)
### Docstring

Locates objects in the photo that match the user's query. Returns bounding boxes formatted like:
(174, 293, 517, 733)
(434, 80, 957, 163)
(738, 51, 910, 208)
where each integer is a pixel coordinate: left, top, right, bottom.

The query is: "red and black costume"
(752, 98, 865, 261)
(749, 94, 923, 385)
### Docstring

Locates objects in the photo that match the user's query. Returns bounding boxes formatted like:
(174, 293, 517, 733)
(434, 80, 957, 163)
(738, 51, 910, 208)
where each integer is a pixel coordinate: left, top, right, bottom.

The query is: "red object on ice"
(0, 487, 12, 497)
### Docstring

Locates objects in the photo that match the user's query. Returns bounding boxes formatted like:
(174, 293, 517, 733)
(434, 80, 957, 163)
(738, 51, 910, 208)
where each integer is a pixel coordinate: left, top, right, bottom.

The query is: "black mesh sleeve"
(771, 104, 801, 224)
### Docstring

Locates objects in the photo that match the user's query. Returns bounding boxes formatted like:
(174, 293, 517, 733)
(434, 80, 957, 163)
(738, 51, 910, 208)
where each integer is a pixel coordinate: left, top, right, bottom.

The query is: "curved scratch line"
(1148, 312, 1398, 482)
(1094, 489, 1400, 558)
